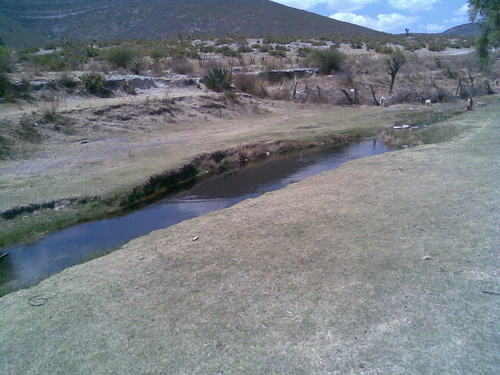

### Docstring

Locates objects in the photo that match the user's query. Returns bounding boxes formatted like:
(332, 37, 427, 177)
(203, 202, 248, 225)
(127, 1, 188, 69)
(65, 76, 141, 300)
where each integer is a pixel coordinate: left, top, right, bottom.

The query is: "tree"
(405, 28, 410, 37)
(469, 0, 500, 62)
(386, 48, 406, 94)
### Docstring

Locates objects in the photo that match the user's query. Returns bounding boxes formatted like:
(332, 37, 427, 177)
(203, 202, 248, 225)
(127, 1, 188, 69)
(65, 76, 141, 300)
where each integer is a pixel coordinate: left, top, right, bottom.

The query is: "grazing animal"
(379, 96, 386, 106)
(425, 99, 432, 106)
(466, 97, 473, 111)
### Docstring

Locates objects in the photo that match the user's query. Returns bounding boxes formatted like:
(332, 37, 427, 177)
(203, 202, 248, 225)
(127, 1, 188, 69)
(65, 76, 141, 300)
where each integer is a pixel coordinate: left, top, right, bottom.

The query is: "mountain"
(0, 14, 48, 47)
(441, 23, 481, 37)
(0, 0, 384, 47)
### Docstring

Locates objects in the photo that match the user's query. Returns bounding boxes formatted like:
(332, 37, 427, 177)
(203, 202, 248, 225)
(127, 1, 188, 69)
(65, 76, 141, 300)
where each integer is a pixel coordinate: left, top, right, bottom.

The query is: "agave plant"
(202, 67, 232, 92)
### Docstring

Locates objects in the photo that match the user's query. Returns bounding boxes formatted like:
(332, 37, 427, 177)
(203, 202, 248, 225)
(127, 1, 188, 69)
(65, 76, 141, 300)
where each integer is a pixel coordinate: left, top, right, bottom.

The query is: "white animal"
(379, 96, 386, 106)
(425, 99, 432, 106)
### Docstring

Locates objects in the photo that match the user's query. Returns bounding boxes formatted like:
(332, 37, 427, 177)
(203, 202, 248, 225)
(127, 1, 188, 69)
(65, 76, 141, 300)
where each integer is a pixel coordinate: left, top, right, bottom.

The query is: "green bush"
(81, 73, 106, 95)
(427, 41, 447, 52)
(0, 45, 12, 72)
(130, 58, 144, 74)
(149, 47, 166, 61)
(59, 73, 78, 88)
(0, 73, 8, 98)
(202, 67, 232, 92)
(375, 44, 394, 54)
(32, 53, 67, 71)
(305, 47, 346, 74)
(105, 47, 136, 68)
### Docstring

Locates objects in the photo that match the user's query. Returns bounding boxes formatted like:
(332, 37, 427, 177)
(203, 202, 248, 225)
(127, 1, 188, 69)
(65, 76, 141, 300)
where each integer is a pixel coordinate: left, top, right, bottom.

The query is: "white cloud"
(388, 0, 438, 12)
(273, 0, 378, 12)
(330, 12, 418, 32)
(422, 23, 446, 33)
(455, 4, 469, 16)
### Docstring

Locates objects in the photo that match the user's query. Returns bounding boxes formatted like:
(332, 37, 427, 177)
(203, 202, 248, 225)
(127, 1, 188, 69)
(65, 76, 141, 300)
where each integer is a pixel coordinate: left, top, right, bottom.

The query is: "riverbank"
(1, 97, 498, 374)
(0, 97, 470, 248)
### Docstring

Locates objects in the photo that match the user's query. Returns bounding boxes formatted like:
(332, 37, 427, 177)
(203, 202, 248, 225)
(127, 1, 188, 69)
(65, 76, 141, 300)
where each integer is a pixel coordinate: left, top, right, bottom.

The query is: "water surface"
(0, 140, 393, 292)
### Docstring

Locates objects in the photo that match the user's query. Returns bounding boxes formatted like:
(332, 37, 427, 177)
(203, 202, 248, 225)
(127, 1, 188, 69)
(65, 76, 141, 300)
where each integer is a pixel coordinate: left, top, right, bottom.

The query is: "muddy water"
(0, 140, 394, 292)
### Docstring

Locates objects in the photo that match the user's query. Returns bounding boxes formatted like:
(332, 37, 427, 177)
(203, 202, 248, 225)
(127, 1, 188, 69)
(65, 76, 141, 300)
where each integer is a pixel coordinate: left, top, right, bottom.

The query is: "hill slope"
(0, 0, 383, 46)
(442, 23, 481, 37)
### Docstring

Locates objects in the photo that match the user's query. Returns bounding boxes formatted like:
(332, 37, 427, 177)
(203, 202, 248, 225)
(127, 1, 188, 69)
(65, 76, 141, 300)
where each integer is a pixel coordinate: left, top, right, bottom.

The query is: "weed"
(40, 100, 60, 122)
(17, 115, 41, 143)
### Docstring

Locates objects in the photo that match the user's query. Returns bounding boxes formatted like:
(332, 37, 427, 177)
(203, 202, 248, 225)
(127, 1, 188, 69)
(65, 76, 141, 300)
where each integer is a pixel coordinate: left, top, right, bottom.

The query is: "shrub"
(149, 47, 166, 62)
(427, 41, 447, 52)
(0, 73, 8, 98)
(32, 53, 67, 71)
(0, 45, 12, 73)
(269, 50, 286, 58)
(234, 74, 267, 97)
(297, 47, 311, 57)
(168, 58, 194, 75)
(305, 47, 346, 74)
(105, 47, 136, 68)
(59, 73, 78, 88)
(202, 67, 232, 92)
(81, 73, 106, 95)
(130, 58, 144, 74)
(376, 44, 394, 54)
(17, 115, 41, 143)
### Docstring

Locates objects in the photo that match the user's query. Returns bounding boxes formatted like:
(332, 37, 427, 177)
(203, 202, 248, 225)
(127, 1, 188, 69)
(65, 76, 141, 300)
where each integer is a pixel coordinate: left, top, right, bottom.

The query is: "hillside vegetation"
(0, 0, 383, 47)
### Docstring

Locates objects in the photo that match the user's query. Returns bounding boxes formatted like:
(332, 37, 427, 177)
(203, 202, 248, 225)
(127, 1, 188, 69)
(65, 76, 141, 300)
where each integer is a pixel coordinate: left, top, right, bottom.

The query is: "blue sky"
(271, 0, 471, 34)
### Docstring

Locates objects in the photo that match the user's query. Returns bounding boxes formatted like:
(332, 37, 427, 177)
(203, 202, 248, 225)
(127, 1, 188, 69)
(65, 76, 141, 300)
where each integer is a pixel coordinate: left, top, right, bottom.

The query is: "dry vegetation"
(0, 33, 498, 246)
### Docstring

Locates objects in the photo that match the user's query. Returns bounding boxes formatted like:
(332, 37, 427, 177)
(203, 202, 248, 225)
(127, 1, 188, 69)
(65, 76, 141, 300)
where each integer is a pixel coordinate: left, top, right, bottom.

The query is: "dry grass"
(0, 100, 498, 375)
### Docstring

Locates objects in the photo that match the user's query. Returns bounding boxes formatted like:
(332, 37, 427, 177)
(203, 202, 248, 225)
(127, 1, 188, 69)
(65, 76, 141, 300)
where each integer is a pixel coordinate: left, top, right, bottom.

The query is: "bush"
(32, 53, 67, 71)
(0, 73, 8, 98)
(130, 58, 144, 74)
(202, 67, 232, 92)
(305, 47, 346, 74)
(59, 73, 78, 89)
(17, 115, 41, 143)
(149, 47, 166, 62)
(168, 58, 194, 75)
(105, 47, 136, 68)
(427, 41, 447, 52)
(375, 44, 394, 54)
(0, 45, 12, 73)
(81, 73, 106, 95)
(234, 74, 267, 97)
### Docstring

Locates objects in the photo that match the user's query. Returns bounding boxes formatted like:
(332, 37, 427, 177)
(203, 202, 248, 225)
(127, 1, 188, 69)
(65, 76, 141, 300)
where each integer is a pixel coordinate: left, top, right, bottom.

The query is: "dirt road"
(0, 99, 498, 374)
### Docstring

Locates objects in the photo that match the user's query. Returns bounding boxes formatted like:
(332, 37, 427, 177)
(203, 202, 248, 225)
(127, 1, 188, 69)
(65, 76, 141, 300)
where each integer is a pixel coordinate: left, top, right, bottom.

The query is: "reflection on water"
(0, 140, 393, 292)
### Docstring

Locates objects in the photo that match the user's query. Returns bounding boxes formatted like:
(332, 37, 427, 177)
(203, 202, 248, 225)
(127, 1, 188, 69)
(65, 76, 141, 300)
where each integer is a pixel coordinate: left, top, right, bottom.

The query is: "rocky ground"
(0, 97, 498, 374)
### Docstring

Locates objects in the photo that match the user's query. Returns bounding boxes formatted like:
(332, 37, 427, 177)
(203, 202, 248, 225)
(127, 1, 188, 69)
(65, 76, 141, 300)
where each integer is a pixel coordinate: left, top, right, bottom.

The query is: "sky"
(271, 0, 472, 34)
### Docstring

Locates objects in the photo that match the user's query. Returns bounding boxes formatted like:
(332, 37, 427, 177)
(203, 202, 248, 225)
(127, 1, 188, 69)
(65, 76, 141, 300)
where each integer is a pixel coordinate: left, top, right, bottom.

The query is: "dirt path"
(0, 101, 498, 374)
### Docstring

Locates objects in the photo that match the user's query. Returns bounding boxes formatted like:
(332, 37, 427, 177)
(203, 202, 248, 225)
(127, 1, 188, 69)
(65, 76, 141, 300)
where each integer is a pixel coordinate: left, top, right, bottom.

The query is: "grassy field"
(0, 97, 498, 374)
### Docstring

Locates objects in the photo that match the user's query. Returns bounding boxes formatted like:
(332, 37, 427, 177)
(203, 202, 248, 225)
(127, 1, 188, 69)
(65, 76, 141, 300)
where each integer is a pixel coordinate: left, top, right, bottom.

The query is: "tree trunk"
(389, 73, 396, 94)
(455, 77, 462, 97)
(369, 84, 379, 106)
(340, 89, 354, 105)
